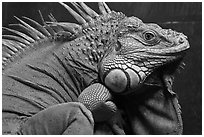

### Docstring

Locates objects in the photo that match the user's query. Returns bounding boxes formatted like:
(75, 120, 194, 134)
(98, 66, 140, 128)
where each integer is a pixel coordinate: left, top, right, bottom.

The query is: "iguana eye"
(142, 30, 160, 45)
(143, 31, 156, 41)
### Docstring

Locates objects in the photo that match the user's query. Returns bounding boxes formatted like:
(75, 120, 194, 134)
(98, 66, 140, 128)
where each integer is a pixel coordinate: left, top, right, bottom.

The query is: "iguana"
(2, 2, 190, 135)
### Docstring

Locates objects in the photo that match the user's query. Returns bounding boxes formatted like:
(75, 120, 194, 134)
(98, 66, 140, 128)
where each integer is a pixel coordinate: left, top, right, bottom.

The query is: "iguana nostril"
(104, 69, 127, 93)
(179, 37, 184, 43)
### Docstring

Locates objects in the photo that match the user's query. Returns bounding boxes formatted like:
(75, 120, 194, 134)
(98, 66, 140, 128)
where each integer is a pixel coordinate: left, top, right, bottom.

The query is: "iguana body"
(2, 2, 189, 135)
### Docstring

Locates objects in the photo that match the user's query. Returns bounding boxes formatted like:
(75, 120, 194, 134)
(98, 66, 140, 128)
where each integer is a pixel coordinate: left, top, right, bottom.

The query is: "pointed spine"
(22, 16, 51, 37)
(103, 2, 111, 13)
(3, 27, 35, 43)
(79, 2, 99, 18)
(3, 35, 31, 45)
(9, 23, 40, 40)
(98, 2, 107, 15)
(59, 2, 86, 24)
(71, 2, 93, 22)
(14, 16, 45, 39)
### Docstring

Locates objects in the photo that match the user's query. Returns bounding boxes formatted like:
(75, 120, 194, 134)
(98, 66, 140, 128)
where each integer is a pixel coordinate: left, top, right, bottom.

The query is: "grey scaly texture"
(2, 2, 189, 134)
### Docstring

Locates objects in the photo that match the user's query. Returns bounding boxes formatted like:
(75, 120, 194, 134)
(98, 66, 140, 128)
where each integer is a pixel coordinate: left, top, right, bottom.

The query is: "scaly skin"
(2, 3, 121, 134)
(2, 2, 189, 134)
(99, 17, 189, 94)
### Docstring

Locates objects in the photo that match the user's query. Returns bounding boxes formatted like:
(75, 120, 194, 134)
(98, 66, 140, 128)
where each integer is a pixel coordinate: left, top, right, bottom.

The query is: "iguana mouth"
(163, 47, 189, 58)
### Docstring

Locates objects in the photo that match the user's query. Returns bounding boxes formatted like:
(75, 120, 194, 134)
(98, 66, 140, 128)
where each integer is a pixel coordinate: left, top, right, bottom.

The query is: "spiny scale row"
(2, 2, 115, 70)
(2, 17, 74, 69)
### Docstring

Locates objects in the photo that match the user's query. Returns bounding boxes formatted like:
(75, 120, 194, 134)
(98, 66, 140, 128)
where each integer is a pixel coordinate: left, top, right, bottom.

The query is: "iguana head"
(98, 15, 190, 94)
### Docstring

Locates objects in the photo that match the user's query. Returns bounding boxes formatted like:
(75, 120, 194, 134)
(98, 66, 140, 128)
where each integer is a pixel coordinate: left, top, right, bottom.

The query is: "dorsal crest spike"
(22, 16, 51, 37)
(38, 10, 46, 25)
(103, 2, 111, 13)
(47, 22, 82, 34)
(3, 35, 31, 45)
(48, 13, 57, 22)
(14, 16, 44, 39)
(9, 23, 40, 40)
(2, 27, 35, 43)
(71, 2, 93, 22)
(79, 2, 99, 18)
(59, 2, 86, 25)
(38, 10, 56, 35)
(98, 2, 107, 15)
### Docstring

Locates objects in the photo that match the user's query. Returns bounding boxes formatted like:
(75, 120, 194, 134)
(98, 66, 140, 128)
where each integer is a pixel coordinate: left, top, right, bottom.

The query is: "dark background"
(2, 2, 202, 135)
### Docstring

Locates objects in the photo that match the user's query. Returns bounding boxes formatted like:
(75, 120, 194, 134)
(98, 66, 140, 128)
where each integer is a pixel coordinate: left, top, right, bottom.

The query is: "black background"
(2, 2, 202, 135)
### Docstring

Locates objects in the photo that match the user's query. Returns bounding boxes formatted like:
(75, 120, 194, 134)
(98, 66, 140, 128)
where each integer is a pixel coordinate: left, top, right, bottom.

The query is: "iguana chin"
(2, 2, 189, 135)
